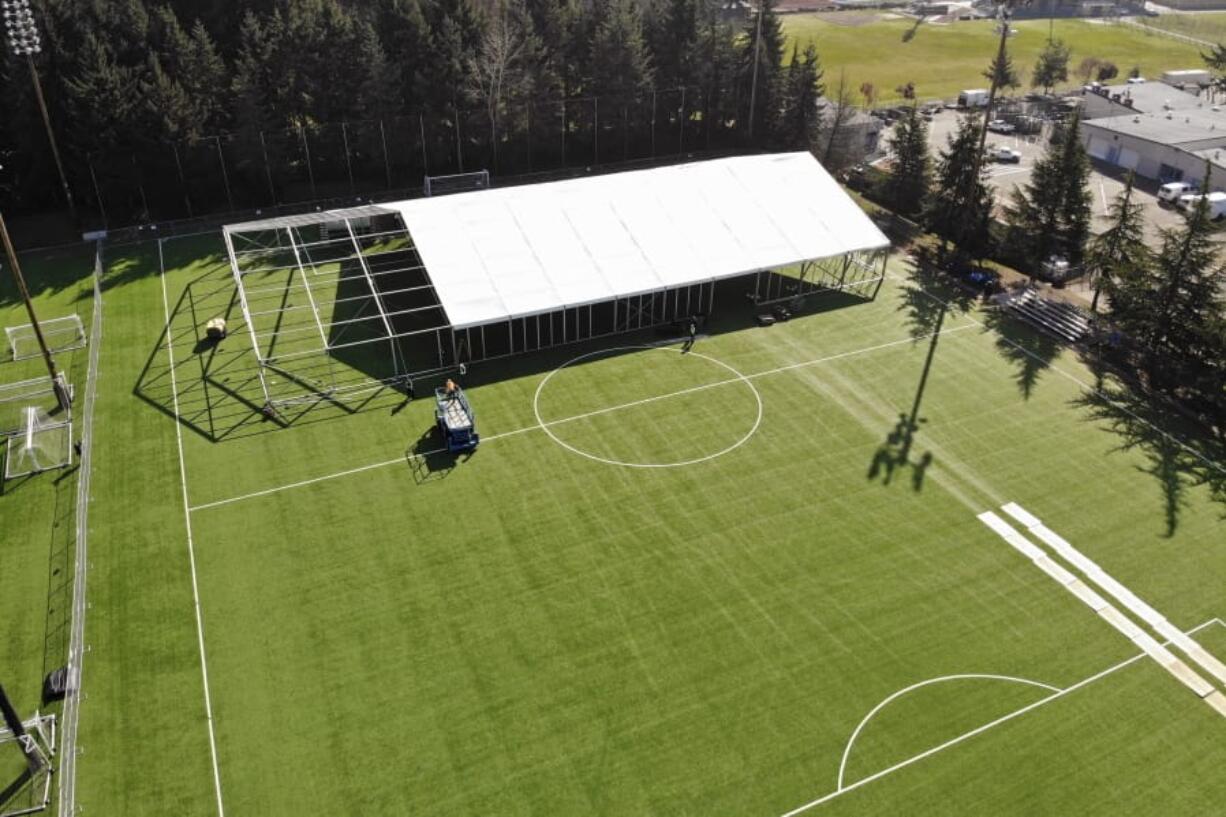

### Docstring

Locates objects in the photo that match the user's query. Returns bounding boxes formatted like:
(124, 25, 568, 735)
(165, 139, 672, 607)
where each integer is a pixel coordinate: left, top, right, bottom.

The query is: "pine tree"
(588, 0, 654, 100)
(1142, 186, 1226, 368)
(740, 0, 785, 144)
(1087, 174, 1148, 313)
(926, 115, 994, 259)
(1032, 38, 1070, 95)
(983, 47, 1020, 94)
(1003, 110, 1091, 274)
(884, 104, 931, 218)
(647, 0, 699, 88)
(778, 43, 823, 151)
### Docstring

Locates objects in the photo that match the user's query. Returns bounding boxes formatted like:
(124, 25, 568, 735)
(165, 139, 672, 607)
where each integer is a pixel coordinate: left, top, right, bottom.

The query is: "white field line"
(159, 240, 226, 817)
(889, 273, 1226, 477)
(189, 321, 979, 512)
(835, 674, 1061, 791)
(57, 243, 105, 817)
(780, 618, 1225, 817)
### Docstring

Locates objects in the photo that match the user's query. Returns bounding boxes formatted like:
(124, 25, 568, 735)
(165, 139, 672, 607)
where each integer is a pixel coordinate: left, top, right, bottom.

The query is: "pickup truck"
(989, 146, 1022, 164)
(986, 119, 1016, 134)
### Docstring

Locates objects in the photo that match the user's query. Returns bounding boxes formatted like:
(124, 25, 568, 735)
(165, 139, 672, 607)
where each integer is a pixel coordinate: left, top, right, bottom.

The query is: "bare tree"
(467, 1, 527, 168)
(821, 70, 858, 171)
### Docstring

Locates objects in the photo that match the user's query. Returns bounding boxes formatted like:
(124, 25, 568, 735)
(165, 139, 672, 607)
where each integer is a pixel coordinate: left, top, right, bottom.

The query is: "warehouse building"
(1082, 107, 1226, 186)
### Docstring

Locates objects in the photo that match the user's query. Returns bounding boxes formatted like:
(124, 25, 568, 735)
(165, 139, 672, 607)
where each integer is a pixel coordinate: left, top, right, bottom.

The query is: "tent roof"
(227, 152, 890, 331)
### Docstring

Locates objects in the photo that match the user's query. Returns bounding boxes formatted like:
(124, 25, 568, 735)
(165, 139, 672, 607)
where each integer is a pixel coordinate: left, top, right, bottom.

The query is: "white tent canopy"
(387, 152, 889, 329)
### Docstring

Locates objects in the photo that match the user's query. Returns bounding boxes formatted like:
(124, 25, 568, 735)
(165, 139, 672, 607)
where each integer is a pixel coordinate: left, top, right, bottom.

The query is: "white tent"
(224, 152, 891, 407)
(388, 152, 889, 329)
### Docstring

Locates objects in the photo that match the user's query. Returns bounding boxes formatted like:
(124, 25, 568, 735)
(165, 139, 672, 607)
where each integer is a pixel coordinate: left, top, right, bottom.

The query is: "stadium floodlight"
(2, 0, 76, 219)
(0, 213, 72, 412)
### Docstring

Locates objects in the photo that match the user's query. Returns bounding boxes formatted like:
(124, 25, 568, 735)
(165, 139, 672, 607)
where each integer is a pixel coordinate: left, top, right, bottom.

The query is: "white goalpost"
(4, 315, 85, 362)
(423, 170, 490, 197)
(4, 406, 72, 480)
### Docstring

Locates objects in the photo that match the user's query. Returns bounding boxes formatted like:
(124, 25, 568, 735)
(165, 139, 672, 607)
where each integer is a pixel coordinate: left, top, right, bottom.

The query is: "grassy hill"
(781, 14, 1206, 103)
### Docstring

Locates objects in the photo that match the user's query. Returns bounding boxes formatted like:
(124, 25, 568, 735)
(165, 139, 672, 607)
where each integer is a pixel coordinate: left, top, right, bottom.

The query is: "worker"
(445, 378, 459, 398)
(683, 317, 697, 353)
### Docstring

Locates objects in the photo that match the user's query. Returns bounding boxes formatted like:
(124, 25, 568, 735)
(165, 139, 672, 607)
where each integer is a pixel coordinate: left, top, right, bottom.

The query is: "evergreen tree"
(1141, 186, 1225, 367)
(1087, 174, 1148, 313)
(1031, 38, 1070, 95)
(983, 48, 1020, 94)
(927, 115, 994, 258)
(778, 43, 823, 151)
(588, 0, 654, 100)
(884, 103, 931, 218)
(1003, 110, 1091, 273)
(376, 0, 432, 114)
(739, 0, 785, 144)
(647, 0, 699, 88)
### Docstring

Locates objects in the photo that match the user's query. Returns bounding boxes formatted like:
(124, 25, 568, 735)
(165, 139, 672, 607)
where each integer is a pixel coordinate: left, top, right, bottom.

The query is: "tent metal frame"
(223, 202, 890, 412)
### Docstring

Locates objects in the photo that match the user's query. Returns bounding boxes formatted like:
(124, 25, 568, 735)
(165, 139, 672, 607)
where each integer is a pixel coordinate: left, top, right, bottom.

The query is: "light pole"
(0, 209, 71, 411)
(3, 0, 77, 221)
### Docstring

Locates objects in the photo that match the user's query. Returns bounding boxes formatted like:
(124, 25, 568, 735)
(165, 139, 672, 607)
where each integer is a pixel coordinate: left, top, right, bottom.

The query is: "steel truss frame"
(224, 210, 452, 409)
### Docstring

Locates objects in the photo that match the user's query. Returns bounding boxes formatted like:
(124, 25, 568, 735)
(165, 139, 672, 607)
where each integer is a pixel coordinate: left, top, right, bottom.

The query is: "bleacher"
(998, 287, 1091, 344)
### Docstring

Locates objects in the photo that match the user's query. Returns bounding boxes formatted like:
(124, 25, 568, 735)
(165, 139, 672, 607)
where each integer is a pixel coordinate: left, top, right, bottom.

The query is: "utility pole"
(953, 4, 1012, 258)
(0, 212, 71, 411)
(747, 2, 765, 141)
(3, 0, 77, 221)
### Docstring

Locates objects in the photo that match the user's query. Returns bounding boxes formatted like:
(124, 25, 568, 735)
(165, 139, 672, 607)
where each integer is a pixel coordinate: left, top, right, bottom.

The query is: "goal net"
(0, 712, 55, 817)
(5, 315, 86, 362)
(4, 407, 72, 480)
(423, 170, 490, 197)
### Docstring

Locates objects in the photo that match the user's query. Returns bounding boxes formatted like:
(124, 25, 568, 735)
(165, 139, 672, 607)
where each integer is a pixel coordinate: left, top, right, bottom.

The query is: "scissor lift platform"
(435, 386, 479, 453)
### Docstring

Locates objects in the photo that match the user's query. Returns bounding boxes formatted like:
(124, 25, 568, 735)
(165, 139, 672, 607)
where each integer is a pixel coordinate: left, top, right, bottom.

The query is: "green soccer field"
(4, 231, 1226, 816)
(780, 14, 1205, 103)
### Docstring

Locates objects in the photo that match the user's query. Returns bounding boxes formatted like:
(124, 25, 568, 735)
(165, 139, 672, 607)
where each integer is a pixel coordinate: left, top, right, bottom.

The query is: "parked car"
(989, 146, 1022, 163)
(1158, 181, 1195, 206)
(986, 119, 1016, 134)
(1177, 191, 1226, 219)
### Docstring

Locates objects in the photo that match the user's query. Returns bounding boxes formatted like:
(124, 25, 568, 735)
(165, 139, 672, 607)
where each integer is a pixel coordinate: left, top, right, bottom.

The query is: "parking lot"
(922, 108, 1188, 247)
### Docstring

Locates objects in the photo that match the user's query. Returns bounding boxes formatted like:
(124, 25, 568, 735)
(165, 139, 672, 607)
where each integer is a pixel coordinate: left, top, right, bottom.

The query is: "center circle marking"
(532, 345, 763, 468)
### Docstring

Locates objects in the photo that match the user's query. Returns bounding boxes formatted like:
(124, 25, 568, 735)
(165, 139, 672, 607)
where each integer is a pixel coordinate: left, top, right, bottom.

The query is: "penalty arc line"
(159, 240, 227, 817)
(781, 617, 1226, 817)
(188, 321, 980, 512)
(835, 674, 1062, 792)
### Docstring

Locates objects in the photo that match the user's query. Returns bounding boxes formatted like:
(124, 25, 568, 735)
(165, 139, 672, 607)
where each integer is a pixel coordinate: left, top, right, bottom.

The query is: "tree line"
(0, 0, 846, 221)
(878, 38, 1225, 423)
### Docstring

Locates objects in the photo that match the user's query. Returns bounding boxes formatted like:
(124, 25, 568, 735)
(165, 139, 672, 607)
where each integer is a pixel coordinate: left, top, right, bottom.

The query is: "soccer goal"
(5, 315, 86, 362)
(423, 170, 490, 197)
(4, 407, 72, 480)
(0, 710, 55, 817)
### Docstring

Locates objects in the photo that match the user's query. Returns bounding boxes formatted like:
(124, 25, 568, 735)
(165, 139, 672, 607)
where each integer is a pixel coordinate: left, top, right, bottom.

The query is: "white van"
(1178, 191, 1226, 219)
(1158, 181, 1195, 205)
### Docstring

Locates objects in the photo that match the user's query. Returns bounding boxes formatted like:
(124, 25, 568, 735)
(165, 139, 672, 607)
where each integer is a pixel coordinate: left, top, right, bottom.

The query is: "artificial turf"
(3, 231, 1225, 815)
(780, 14, 1205, 104)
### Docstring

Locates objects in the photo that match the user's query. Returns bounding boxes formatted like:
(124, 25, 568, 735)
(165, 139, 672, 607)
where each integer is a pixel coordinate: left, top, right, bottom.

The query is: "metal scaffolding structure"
(222, 152, 892, 411)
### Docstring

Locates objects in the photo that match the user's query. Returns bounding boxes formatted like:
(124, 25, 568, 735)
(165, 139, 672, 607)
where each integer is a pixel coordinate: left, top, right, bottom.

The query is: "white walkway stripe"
(780, 619, 1225, 816)
(1002, 503, 1226, 691)
(191, 321, 979, 511)
(159, 241, 226, 817)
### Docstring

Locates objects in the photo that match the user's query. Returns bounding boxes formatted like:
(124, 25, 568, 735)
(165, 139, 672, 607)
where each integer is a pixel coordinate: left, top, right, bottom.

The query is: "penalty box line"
(780, 617, 1226, 817)
(189, 321, 980, 512)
